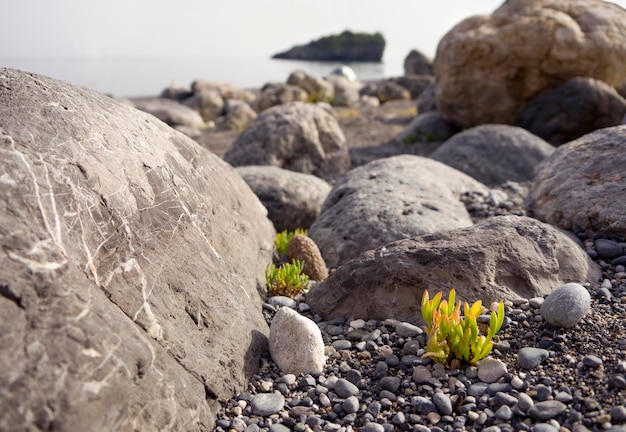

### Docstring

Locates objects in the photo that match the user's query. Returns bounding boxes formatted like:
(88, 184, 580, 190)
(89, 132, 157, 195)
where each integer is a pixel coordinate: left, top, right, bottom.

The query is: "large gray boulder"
(224, 102, 351, 182)
(130, 96, 206, 129)
(306, 216, 601, 322)
(516, 76, 626, 146)
(434, 0, 626, 128)
(0, 68, 275, 431)
(430, 124, 555, 186)
(526, 125, 626, 241)
(236, 165, 332, 232)
(308, 155, 488, 269)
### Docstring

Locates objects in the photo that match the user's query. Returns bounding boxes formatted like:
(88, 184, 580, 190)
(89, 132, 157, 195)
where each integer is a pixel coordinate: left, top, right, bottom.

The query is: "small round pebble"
(518, 347, 550, 369)
(361, 423, 385, 432)
(433, 392, 453, 415)
(395, 322, 422, 338)
(540, 283, 591, 328)
(582, 355, 603, 368)
(343, 396, 360, 414)
(611, 406, 626, 423)
(531, 423, 559, 432)
(334, 378, 360, 398)
(477, 357, 508, 383)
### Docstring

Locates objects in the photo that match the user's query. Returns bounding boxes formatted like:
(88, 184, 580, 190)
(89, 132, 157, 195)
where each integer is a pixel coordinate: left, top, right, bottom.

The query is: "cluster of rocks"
(4, 0, 626, 431)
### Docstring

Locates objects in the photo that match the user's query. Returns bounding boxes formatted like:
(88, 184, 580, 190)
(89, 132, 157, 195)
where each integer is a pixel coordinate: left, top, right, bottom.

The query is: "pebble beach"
(213, 184, 626, 432)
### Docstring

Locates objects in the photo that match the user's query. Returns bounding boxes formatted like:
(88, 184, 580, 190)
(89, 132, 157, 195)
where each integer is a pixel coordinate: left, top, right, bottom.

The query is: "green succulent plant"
(421, 288, 505, 367)
(265, 260, 310, 298)
(274, 228, 308, 256)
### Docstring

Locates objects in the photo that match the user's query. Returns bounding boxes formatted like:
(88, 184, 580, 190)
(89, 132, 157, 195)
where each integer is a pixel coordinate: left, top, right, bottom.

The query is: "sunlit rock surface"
(0, 68, 275, 431)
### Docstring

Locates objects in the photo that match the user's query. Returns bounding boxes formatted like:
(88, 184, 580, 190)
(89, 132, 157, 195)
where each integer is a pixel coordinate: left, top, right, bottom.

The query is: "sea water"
(1, 53, 405, 98)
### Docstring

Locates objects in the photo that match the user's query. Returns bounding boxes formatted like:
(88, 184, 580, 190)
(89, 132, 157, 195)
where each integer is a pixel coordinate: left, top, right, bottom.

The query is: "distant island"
(271, 30, 385, 62)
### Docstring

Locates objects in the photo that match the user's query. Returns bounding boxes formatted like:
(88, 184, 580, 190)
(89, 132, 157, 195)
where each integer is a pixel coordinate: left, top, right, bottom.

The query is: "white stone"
(540, 283, 591, 328)
(269, 307, 326, 374)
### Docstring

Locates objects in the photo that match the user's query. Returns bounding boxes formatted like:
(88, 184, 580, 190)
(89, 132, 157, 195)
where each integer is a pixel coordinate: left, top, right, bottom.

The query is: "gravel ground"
(213, 186, 626, 432)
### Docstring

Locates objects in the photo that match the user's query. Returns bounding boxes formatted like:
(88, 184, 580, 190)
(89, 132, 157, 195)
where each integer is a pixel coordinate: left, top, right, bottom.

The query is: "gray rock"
(287, 70, 334, 103)
(433, 392, 453, 415)
(236, 165, 331, 231)
(518, 347, 550, 369)
(343, 396, 360, 414)
(182, 89, 225, 122)
(326, 75, 363, 107)
(416, 82, 437, 114)
(404, 49, 433, 76)
(224, 99, 258, 131)
(390, 111, 458, 147)
(255, 83, 308, 112)
(0, 68, 275, 431)
(412, 365, 433, 383)
(334, 378, 360, 398)
(412, 396, 437, 414)
(360, 80, 411, 103)
(611, 406, 626, 422)
(531, 424, 559, 432)
(495, 392, 518, 407)
(250, 393, 285, 416)
(379, 376, 401, 393)
(516, 392, 535, 413)
(269, 424, 290, 432)
(478, 358, 508, 383)
(269, 307, 326, 375)
(191, 79, 255, 104)
(224, 102, 350, 182)
(595, 239, 624, 259)
(361, 423, 385, 432)
(516, 77, 626, 146)
(495, 405, 514, 420)
(130, 96, 206, 128)
(308, 155, 487, 269)
(391, 74, 434, 99)
(582, 355, 603, 368)
(430, 124, 555, 186)
(526, 126, 626, 240)
(527, 400, 567, 420)
(307, 216, 600, 321)
(540, 283, 591, 328)
(395, 322, 422, 338)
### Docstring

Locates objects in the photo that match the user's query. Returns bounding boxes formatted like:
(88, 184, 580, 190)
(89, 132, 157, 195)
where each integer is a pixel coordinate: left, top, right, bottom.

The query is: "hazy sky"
(3, 0, 626, 96)
(0, 0, 564, 61)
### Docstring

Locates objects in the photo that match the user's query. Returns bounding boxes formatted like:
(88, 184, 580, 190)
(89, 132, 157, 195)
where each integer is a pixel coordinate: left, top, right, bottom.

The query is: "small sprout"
(265, 260, 310, 298)
(275, 228, 307, 257)
(421, 288, 505, 367)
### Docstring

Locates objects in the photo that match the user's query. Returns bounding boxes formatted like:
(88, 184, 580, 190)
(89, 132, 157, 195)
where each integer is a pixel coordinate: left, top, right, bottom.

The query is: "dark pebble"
(527, 400, 567, 420)
(611, 256, 626, 266)
(380, 376, 401, 392)
(596, 239, 623, 259)
(582, 355, 603, 368)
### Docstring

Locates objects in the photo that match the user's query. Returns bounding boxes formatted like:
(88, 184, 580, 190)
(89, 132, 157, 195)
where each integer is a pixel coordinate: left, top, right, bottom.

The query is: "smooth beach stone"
(540, 283, 591, 328)
(334, 379, 360, 398)
(477, 358, 508, 383)
(250, 393, 285, 416)
(527, 400, 567, 420)
(269, 307, 326, 375)
(395, 322, 423, 338)
(518, 347, 550, 369)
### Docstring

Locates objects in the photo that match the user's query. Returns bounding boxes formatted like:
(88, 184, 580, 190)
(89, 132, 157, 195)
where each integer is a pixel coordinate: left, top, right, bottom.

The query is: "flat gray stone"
(518, 348, 550, 369)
